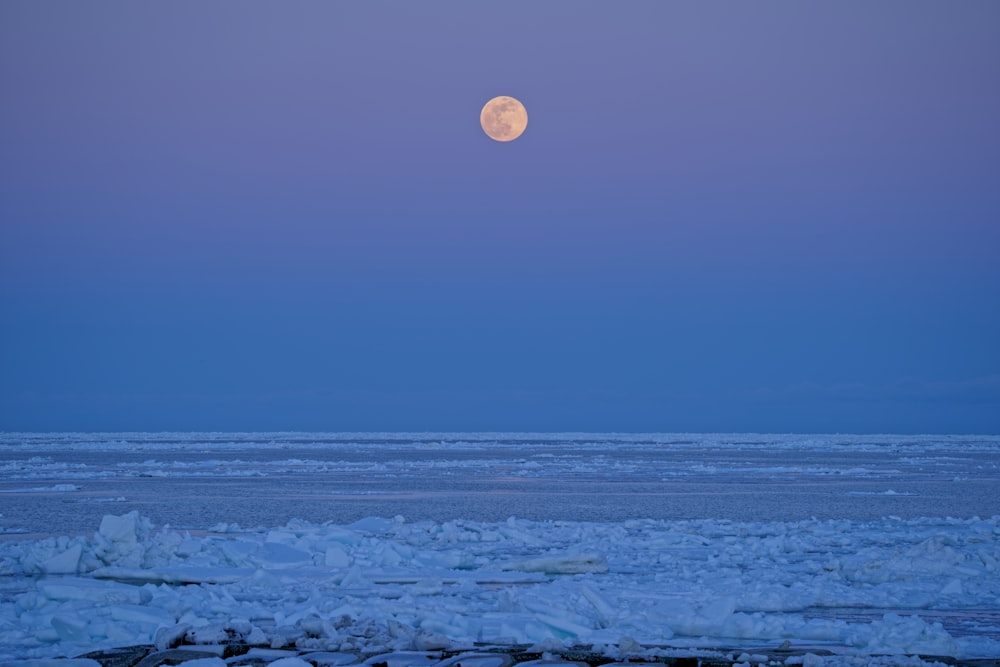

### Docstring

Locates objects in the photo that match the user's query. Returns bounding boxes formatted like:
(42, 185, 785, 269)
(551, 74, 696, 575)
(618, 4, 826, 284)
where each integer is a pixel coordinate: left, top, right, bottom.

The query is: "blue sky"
(1, 2, 998, 432)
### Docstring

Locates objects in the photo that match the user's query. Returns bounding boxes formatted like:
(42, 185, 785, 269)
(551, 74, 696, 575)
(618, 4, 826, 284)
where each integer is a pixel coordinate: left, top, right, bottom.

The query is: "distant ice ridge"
(2, 432, 999, 453)
(1, 512, 998, 662)
(0, 455, 915, 483)
(0, 484, 81, 493)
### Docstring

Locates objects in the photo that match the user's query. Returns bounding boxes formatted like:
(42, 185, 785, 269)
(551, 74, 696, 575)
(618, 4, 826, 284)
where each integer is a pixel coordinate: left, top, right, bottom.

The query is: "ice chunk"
(325, 545, 351, 568)
(50, 613, 90, 642)
(252, 542, 313, 568)
(156, 623, 192, 650)
(110, 603, 175, 627)
(99, 511, 148, 546)
(859, 613, 957, 656)
(41, 543, 82, 574)
(93, 566, 255, 585)
(797, 654, 825, 667)
(616, 636, 641, 654)
(362, 652, 442, 667)
(580, 585, 616, 627)
(348, 517, 394, 534)
(177, 538, 203, 557)
(501, 553, 607, 574)
(299, 652, 360, 666)
(412, 631, 451, 650)
(699, 596, 737, 626)
(941, 578, 962, 595)
(1, 661, 101, 667)
(436, 654, 512, 667)
(267, 659, 313, 667)
(219, 540, 258, 565)
(173, 659, 225, 667)
(39, 577, 151, 605)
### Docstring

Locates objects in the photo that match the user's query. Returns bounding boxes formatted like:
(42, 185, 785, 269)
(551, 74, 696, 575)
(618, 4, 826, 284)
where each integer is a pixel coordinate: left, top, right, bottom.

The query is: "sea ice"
(2, 432, 999, 665)
(0, 510, 998, 662)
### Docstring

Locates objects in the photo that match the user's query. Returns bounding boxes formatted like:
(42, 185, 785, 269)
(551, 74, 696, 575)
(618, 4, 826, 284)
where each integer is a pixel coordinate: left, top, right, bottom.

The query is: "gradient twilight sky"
(1, 2, 998, 433)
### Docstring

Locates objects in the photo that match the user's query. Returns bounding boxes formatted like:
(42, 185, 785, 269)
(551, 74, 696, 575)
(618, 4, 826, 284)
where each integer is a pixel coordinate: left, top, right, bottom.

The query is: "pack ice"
(1, 511, 998, 663)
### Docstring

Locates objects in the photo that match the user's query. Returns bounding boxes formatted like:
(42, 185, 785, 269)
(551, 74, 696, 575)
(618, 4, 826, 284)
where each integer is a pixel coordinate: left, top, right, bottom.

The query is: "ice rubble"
(1, 511, 998, 663)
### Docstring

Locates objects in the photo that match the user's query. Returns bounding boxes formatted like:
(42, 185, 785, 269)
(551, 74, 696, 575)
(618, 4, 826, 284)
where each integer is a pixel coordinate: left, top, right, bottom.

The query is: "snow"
(0, 433, 998, 665)
(1, 510, 998, 662)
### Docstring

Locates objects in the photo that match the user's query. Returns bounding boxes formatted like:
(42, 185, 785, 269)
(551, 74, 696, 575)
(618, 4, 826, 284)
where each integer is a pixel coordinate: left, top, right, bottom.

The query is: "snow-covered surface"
(1, 433, 998, 663)
(3, 510, 999, 662)
(3, 433, 999, 533)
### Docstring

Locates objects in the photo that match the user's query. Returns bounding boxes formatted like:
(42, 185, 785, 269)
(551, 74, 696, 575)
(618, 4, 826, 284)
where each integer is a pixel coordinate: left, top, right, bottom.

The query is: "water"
(1, 432, 997, 537)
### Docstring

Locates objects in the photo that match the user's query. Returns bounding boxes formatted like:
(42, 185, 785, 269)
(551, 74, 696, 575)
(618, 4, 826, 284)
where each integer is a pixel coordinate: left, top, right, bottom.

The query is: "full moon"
(480, 95, 528, 142)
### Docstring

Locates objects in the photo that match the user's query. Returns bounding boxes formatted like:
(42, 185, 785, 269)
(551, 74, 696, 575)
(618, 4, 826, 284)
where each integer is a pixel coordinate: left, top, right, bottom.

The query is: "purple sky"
(2, 2, 998, 432)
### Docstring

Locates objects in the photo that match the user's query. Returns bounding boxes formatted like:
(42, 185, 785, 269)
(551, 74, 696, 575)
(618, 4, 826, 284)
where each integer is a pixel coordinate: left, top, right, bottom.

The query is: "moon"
(480, 95, 528, 142)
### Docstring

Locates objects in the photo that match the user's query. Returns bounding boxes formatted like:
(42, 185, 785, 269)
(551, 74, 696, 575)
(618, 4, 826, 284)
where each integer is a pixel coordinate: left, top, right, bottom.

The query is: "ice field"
(1, 433, 999, 664)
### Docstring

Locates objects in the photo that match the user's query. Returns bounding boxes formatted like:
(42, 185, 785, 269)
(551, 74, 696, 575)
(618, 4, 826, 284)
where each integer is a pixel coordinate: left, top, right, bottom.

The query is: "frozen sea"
(1, 432, 999, 664)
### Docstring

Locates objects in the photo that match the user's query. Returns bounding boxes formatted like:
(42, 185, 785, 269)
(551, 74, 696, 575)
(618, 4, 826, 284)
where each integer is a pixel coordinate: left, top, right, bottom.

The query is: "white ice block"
(266, 659, 314, 667)
(99, 512, 148, 546)
(41, 543, 82, 575)
(110, 603, 176, 627)
(325, 545, 351, 568)
(50, 613, 89, 642)
(252, 542, 313, 569)
(173, 659, 226, 667)
(39, 577, 150, 605)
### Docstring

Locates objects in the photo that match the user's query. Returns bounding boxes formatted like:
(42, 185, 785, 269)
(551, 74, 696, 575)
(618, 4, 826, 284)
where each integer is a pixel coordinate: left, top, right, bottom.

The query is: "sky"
(1, 2, 998, 434)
